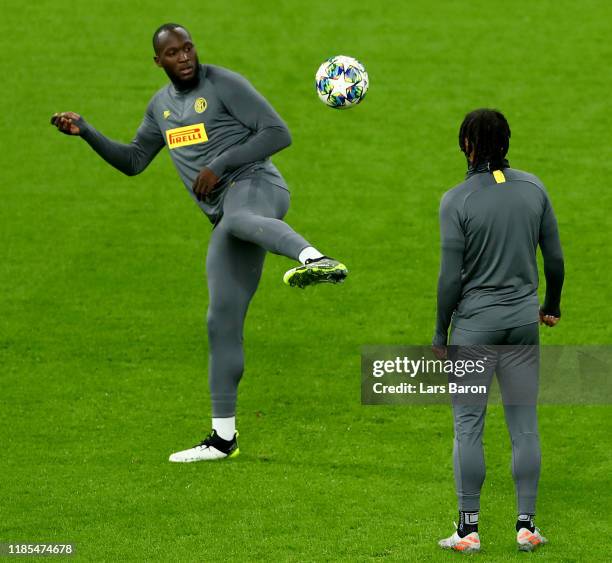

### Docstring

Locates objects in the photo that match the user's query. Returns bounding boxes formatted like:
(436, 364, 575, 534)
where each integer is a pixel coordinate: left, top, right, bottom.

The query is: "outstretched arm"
(51, 106, 165, 176)
(539, 194, 565, 326)
(433, 193, 465, 347)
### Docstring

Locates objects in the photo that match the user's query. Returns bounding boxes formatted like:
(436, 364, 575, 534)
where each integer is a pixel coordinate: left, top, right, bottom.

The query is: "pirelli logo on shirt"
(166, 123, 208, 149)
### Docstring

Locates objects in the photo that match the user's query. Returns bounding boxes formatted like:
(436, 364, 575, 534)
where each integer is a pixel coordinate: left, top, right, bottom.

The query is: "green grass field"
(2, 0, 611, 560)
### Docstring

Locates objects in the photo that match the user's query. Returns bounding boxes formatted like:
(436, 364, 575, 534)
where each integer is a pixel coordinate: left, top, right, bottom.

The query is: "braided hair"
(459, 109, 511, 170)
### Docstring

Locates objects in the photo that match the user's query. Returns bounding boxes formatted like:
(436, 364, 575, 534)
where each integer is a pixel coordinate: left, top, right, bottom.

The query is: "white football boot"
(169, 430, 239, 463)
(438, 527, 481, 553)
(517, 527, 547, 552)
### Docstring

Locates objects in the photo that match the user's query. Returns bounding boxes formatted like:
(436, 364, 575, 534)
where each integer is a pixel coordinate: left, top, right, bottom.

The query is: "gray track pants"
(207, 176, 310, 417)
(449, 323, 541, 514)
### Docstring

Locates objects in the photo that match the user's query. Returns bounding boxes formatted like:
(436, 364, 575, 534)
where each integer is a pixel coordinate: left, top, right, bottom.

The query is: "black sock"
(516, 514, 535, 533)
(457, 511, 479, 537)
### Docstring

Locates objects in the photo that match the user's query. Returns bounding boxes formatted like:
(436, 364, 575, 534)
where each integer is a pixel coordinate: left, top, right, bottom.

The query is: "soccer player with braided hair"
(434, 109, 564, 553)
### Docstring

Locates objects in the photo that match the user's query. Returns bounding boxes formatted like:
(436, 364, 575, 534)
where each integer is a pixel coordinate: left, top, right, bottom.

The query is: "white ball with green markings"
(315, 55, 369, 109)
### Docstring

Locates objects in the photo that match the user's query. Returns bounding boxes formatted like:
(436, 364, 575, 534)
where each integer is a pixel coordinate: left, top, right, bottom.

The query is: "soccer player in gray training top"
(433, 109, 564, 553)
(51, 23, 348, 462)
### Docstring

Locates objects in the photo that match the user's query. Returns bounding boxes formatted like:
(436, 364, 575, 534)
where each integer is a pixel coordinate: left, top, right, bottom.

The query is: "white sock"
(298, 246, 324, 264)
(212, 417, 236, 441)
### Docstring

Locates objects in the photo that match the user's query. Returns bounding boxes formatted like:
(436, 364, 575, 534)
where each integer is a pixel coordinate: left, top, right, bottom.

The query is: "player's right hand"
(432, 345, 448, 360)
(539, 309, 560, 327)
(50, 112, 82, 135)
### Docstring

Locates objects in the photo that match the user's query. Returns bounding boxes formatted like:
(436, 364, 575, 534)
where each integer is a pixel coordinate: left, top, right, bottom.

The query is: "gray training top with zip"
(433, 164, 565, 345)
(77, 63, 290, 223)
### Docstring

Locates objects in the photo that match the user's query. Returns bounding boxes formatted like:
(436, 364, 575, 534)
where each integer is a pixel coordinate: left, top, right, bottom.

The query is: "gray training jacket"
(77, 64, 291, 223)
(433, 163, 565, 345)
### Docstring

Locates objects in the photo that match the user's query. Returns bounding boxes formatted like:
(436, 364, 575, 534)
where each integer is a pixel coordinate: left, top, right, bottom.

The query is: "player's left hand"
(539, 309, 560, 327)
(192, 168, 220, 200)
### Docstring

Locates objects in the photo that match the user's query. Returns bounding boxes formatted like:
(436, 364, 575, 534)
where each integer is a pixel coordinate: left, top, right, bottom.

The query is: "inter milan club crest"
(194, 97, 207, 114)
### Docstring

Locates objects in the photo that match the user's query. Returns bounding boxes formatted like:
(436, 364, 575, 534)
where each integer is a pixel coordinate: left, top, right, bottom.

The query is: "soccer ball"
(315, 55, 369, 109)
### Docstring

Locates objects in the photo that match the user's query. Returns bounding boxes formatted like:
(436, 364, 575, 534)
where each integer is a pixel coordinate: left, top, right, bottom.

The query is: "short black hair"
(459, 108, 511, 169)
(152, 23, 189, 54)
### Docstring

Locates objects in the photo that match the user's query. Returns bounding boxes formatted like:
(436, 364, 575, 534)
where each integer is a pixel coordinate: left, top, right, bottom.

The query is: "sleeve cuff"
(540, 305, 561, 318)
(432, 332, 447, 347)
(76, 117, 92, 138)
(207, 158, 226, 178)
